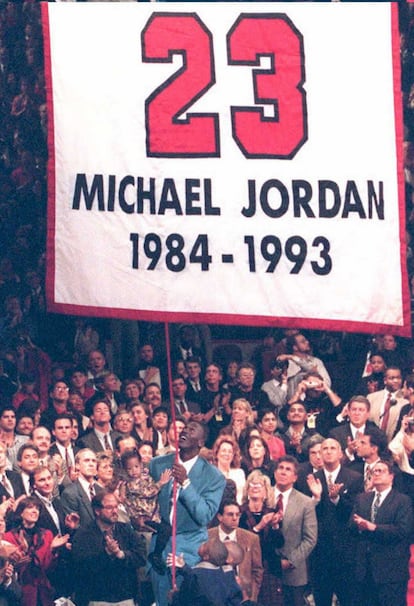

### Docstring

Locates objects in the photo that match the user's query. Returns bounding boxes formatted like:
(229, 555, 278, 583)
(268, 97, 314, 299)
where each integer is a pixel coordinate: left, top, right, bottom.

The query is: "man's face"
(218, 504, 241, 534)
(274, 461, 297, 491)
(92, 402, 111, 426)
(18, 448, 39, 473)
(118, 437, 138, 455)
(71, 371, 87, 389)
(77, 450, 97, 480)
(172, 378, 187, 399)
(140, 345, 154, 363)
(237, 368, 255, 390)
(0, 410, 15, 432)
(205, 365, 221, 386)
(88, 351, 106, 374)
(124, 383, 140, 401)
(53, 419, 73, 445)
(348, 401, 369, 428)
(114, 413, 133, 434)
(384, 369, 402, 393)
(16, 416, 34, 436)
(33, 468, 54, 497)
(186, 362, 201, 380)
(293, 334, 311, 354)
(32, 427, 51, 454)
(167, 420, 186, 443)
(103, 373, 120, 393)
(178, 421, 204, 451)
(287, 404, 307, 424)
(356, 435, 376, 460)
(152, 412, 168, 431)
(372, 462, 393, 491)
(96, 494, 119, 525)
(321, 439, 342, 467)
(51, 382, 69, 404)
(308, 443, 323, 470)
(144, 386, 162, 410)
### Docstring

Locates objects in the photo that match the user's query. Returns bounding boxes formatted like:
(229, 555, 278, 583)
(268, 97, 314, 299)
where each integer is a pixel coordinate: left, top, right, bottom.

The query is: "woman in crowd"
(241, 435, 276, 483)
(212, 434, 246, 504)
(4, 497, 69, 606)
(95, 452, 115, 489)
(258, 408, 286, 462)
(240, 470, 284, 606)
(130, 402, 153, 444)
(121, 378, 143, 408)
(220, 398, 255, 444)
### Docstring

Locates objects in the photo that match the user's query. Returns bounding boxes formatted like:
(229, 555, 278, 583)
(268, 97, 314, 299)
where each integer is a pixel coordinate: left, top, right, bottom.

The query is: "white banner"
(42, 2, 410, 335)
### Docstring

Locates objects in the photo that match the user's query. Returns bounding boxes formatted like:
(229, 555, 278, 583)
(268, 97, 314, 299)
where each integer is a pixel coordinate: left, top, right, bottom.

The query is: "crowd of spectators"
(0, 3, 414, 606)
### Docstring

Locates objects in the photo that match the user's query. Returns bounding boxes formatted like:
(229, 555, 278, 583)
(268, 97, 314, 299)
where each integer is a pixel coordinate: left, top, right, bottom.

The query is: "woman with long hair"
(220, 398, 255, 443)
(4, 496, 69, 606)
(212, 434, 246, 504)
(241, 435, 276, 484)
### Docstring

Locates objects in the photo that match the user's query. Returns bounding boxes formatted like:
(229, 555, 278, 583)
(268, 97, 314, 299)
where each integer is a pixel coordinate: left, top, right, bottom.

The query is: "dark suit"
(295, 462, 319, 497)
(149, 452, 226, 606)
(60, 479, 102, 528)
(311, 466, 363, 606)
(329, 421, 384, 458)
(0, 470, 25, 501)
(350, 489, 413, 606)
(77, 429, 122, 453)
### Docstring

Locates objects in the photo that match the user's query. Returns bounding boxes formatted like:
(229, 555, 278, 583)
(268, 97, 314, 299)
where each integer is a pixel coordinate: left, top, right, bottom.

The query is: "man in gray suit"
(60, 448, 101, 528)
(273, 455, 317, 606)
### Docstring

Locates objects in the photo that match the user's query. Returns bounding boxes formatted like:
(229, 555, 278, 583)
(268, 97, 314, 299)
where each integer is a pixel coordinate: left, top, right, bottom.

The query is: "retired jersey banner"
(42, 2, 409, 335)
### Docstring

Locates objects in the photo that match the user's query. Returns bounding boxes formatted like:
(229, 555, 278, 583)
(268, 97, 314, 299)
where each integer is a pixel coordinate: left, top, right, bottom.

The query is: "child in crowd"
(119, 449, 171, 574)
(167, 538, 243, 606)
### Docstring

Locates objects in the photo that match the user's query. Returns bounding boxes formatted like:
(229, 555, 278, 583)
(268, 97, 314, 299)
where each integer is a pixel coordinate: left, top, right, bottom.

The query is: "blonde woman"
(212, 434, 246, 504)
(240, 470, 284, 606)
(220, 398, 255, 444)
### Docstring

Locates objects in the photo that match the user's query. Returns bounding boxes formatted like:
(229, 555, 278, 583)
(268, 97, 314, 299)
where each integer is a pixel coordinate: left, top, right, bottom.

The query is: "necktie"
(276, 493, 284, 514)
(178, 400, 187, 415)
(371, 491, 381, 522)
(327, 474, 334, 490)
(89, 483, 95, 501)
(65, 447, 71, 468)
(224, 535, 231, 541)
(103, 434, 111, 450)
(380, 393, 392, 432)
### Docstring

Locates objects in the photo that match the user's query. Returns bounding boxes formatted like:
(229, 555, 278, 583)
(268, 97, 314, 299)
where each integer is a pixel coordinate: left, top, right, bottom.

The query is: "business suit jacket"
(35, 494, 67, 535)
(60, 479, 102, 528)
(350, 489, 413, 584)
(208, 526, 263, 602)
(0, 470, 25, 501)
(150, 452, 226, 566)
(77, 429, 122, 453)
(367, 389, 408, 442)
(275, 488, 317, 587)
(313, 466, 363, 564)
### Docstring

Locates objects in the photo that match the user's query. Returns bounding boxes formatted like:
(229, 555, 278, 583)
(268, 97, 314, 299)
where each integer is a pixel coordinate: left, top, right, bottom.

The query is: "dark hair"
(275, 454, 299, 474)
(121, 449, 141, 470)
(17, 442, 39, 461)
(218, 498, 240, 516)
(243, 435, 271, 468)
(14, 495, 41, 519)
(52, 412, 74, 427)
(363, 427, 388, 454)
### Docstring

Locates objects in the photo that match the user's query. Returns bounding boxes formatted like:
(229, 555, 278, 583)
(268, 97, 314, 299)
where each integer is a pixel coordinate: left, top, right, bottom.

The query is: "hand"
(51, 533, 70, 550)
(306, 474, 322, 500)
(256, 511, 275, 531)
(166, 552, 185, 568)
(328, 482, 344, 500)
(281, 559, 294, 570)
(340, 403, 350, 419)
(353, 513, 376, 532)
(104, 535, 122, 557)
(3, 563, 13, 580)
(0, 497, 14, 517)
(64, 512, 80, 530)
(171, 462, 187, 485)
(159, 468, 172, 487)
(346, 435, 358, 456)
(270, 511, 283, 528)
